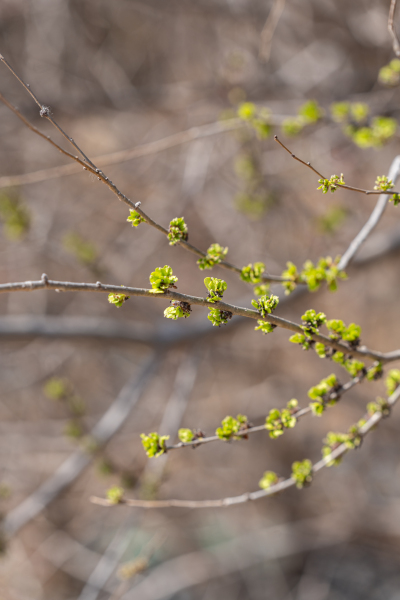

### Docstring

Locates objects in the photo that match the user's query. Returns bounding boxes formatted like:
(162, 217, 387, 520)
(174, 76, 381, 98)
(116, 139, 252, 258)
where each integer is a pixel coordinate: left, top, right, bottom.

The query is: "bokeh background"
(1, 0, 400, 598)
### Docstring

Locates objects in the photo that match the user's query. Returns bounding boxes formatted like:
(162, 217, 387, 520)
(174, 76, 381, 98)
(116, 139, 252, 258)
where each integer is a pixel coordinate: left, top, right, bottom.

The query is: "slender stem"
(89, 385, 400, 509)
(389, 0, 400, 57)
(274, 136, 400, 196)
(0, 274, 398, 363)
(166, 369, 367, 451)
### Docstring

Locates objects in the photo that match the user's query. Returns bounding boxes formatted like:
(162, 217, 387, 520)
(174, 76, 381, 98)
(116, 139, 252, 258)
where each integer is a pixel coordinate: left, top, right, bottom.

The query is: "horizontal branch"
(165, 369, 368, 451)
(274, 136, 400, 196)
(1, 274, 398, 363)
(89, 384, 400, 509)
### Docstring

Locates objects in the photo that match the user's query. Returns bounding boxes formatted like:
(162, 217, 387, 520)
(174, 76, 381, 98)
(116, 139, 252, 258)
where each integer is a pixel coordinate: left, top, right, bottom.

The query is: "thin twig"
(259, 0, 287, 62)
(339, 155, 400, 269)
(0, 274, 398, 363)
(165, 368, 369, 451)
(0, 70, 285, 284)
(274, 136, 400, 196)
(89, 385, 400, 509)
(389, 0, 400, 57)
(0, 119, 243, 189)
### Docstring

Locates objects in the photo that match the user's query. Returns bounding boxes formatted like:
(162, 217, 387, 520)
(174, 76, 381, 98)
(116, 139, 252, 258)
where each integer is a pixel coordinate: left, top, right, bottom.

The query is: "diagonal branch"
(389, 0, 400, 57)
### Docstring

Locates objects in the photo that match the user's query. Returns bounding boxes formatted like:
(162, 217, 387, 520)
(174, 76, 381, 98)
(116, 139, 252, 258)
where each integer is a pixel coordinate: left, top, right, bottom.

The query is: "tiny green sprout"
(164, 301, 191, 320)
(237, 102, 256, 121)
(289, 333, 312, 350)
(255, 320, 276, 334)
(168, 217, 188, 245)
(322, 431, 349, 466)
(208, 307, 232, 327)
(149, 265, 178, 293)
(341, 323, 361, 344)
(253, 283, 270, 296)
(291, 459, 313, 488)
(368, 397, 391, 417)
(204, 277, 227, 302)
(281, 117, 303, 136)
(44, 377, 70, 400)
(300, 256, 346, 292)
(366, 363, 383, 381)
(330, 102, 350, 123)
(386, 369, 400, 395)
(281, 261, 299, 294)
(108, 293, 129, 307)
(378, 58, 400, 86)
(106, 486, 124, 504)
(308, 374, 338, 414)
(315, 343, 326, 358)
(127, 209, 145, 227)
(374, 175, 394, 192)
(197, 243, 228, 270)
(140, 432, 170, 458)
(326, 319, 345, 339)
(251, 294, 279, 317)
(344, 359, 365, 377)
(265, 407, 296, 439)
(259, 471, 278, 490)
(252, 118, 272, 140)
(298, 100, 323, 123)
(178, 428, 194, 443)
(0, 192, 30, 239)
(241, 262, 265, 283)
(301, 309, 326, 334)
(216, 414, 248, 440)
(317, 174, 345, 194)
(350, 102, 369, 123)
(391, 193, 400, 206)
(287, 398, 298, 410)
(332, 351, 345, 364)
(371, 116, 397, 143)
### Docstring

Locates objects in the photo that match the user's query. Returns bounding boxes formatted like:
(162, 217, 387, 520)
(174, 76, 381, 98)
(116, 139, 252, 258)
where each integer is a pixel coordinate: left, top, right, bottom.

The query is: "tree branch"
(389, 0, 400, 57)
(0, 273, 397, 362)
(89, 384, 400, 509)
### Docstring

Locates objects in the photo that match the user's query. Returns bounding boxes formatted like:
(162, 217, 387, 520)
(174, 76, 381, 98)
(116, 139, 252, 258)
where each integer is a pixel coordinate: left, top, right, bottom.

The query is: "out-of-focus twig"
(389, 0, 400, 57)
(259, 0, 286, 62)
(77, 350, 201, 600)
(1, 353, 161, 537)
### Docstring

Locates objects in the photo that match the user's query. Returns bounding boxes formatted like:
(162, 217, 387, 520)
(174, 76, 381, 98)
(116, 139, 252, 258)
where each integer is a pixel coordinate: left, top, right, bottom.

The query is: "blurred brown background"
(1, 0, 400, 598)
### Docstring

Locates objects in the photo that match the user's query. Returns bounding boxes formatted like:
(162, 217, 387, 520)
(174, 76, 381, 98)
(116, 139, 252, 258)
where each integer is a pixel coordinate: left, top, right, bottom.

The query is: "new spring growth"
(208, 307, 232, 327)
(326, 319, 361, 344)
(237, 102, 272, 140)
(106, 486, 125, 504)
(281, 100, 323, 137)
(108, 292, 130, 307)
(291, 459, 313, 488)
(251, 294, 279, 317)
(379, 58, 400, 86)
(216, 414, 249, 440)
(178, 428, 204, 443)
(301, 309, 326, 335)
(308, 373, 339, 416)
(374, 175, 394, 192)
(168, 217, 188, 245)
(127, 209, 145, 227)
(322, 424, 363, 467)
(367, 397, 391, 418)
(258, 471, 279, 490)
(386, 369, 400, 395)
(204, 277, 227, 302)
(317, 174, 345, 194)
(265, 399, 298, 439)
(164, 301, 191, 320)
(281, 256, 346, 294)
(140, 432, 170, 458)
(255, 320, 276, 334)
(149, 265, 178, 293)
(197, 243, 228, 270)
(240, 262, 265, 284)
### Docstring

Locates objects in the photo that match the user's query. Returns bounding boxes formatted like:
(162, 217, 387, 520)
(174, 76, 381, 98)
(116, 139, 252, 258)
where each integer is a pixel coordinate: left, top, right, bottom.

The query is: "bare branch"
(90, 385, 400, 510)
(389, 0, 400, 57)
(0, 274, 397, 362)
(259, 0, 287, 62)
(2, 354, 161, 537)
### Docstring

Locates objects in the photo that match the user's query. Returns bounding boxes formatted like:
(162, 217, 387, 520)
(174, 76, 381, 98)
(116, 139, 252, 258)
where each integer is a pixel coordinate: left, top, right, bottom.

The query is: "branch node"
(96, 281, 102, 288)
(41, 273, 48, 285)
(39, 105, 51, 118)
(135, 201, 142, 208)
